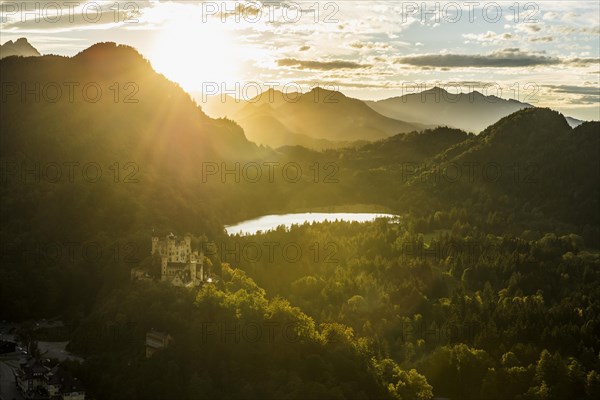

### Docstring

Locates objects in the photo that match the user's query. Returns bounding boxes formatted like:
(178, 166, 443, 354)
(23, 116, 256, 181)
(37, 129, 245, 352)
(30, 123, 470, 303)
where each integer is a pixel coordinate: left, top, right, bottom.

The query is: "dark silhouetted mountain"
(0, 37, 41, 59)
(0, 42, 262, 239)
(1, 42, 259, 162)
(402, 108, 599, 228)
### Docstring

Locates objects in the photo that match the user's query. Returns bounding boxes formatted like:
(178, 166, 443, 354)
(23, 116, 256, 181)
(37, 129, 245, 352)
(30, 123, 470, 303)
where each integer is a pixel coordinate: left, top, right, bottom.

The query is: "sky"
(1, 0, 599, 120)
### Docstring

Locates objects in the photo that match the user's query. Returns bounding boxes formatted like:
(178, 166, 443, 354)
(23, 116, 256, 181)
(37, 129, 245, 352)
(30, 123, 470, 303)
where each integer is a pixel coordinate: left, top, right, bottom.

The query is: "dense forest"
(1, 44, 599, 399)
(220, 219, 600, 399)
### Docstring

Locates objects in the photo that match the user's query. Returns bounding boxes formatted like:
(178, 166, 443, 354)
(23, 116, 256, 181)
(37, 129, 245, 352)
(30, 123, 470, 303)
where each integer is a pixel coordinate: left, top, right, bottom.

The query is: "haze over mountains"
(200, 89, 428, 150)
(0, 37, 41, 59)
(0, 36, 585, 151)
(365, 86, 535, 132)
(200, 85, 586, 150)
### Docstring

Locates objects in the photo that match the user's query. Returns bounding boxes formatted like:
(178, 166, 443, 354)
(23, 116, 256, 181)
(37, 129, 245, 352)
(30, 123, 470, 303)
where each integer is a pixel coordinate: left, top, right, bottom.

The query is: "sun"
(148, 13, 242, 93)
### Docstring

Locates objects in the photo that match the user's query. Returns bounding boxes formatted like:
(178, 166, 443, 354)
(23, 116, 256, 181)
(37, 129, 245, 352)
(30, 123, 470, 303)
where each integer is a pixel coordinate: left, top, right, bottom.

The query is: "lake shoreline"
(225, 212, 399, 236)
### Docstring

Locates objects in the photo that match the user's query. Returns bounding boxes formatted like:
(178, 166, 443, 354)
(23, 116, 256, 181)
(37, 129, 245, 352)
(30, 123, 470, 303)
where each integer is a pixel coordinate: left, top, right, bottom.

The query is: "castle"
(151, 233, 204, 287)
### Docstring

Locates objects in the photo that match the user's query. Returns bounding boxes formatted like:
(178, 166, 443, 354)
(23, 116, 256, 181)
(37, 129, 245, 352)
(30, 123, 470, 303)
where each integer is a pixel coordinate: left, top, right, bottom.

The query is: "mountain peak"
(303, 86, 348, 103)
(250, 88, 284, 100)
(0, 37, 41, 59)
(423, 86, 449, 94)
(481, 107, 570, 140)
(368, 86, 534, 133)
(309, 86, 345, 96)
(73, 42, 152, 74)
(75, 42, 142, 60)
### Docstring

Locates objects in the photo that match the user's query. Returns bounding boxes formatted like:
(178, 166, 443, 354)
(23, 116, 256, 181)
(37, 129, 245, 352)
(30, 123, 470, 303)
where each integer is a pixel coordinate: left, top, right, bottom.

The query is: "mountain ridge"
(198, 87, 429, 150)
(365, 88, 588, 132)
(0, 37, 41, 59)
(0, 41, 265, 238)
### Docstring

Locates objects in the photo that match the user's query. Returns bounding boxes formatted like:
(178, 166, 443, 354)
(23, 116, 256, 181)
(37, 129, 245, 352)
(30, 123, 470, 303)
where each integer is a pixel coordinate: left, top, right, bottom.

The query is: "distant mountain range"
(0, 37, 41, 59)
(199, 88, 428, 150)
(199, 85, 586, 149)
(565, 116, 585, 128)
(365, 86, 584, 132)
(0, 37, 590, 154)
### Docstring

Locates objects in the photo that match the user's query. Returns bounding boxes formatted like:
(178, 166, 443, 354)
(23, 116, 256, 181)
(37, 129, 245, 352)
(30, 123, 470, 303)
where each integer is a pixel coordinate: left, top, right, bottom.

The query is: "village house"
(145, 329, 173, 358)
(15, 358, 85, 400)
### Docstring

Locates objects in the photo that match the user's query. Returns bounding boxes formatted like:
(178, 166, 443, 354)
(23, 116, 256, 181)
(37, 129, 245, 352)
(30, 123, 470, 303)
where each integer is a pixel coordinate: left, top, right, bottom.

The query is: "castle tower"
(199, 256, 204, 282)
(151, 237, 159, 255)
(167, 233, 175, 262)
(189, 260, 197, 285)
(154, 234, 203, 285)
(160, 256, 168, 281)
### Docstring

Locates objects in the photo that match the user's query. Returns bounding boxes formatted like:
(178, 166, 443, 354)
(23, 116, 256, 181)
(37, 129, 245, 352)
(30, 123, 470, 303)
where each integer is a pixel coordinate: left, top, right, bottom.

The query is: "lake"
(225, 212, 398, 235)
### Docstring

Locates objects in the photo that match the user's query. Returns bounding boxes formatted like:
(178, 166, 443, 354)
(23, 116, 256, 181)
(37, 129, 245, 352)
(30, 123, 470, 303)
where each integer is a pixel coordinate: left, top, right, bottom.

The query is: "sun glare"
(148, 12, 241, 92)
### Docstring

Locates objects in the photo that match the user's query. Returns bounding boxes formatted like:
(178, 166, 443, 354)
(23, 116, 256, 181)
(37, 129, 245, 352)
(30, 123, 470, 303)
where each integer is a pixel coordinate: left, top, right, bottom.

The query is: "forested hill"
(397, 109, 600, 240)
(0, 42, 260, 163)
(0, 42, 267, 240)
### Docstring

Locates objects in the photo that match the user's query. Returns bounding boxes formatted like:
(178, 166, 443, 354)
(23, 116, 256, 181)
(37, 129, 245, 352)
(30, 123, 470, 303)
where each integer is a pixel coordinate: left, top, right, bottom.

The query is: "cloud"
(554, 26, 600, 36)
(565, 57, 600, 67)
(580, 27, 600, 35)
(0, 0, 142, 33)
(394, 48, 560, 68)
(512, 24, 544, 36)
(562, 12, 579, 22)
(546, 84, 600, 104)
(277, 58, 371, 70)
(295, 79, 399, 89)
(577, 95, 600, 103)
(566, 95, 599, 105)
(217, 2, 261, 20)
(463, 31, 513, 43)
(546, 85, 600, 97)
(293, 78, 409, 90)
(349, 41, 390, 50)
(530, 36, 554, 42)
(298, 45, 310, 51)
